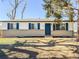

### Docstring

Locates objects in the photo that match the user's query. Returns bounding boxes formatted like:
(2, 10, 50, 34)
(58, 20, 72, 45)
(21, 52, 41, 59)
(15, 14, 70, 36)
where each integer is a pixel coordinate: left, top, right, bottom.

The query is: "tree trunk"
(69, 22, 74, 37)
(72, 22, 74, 37)
(77, 10, 79, 42)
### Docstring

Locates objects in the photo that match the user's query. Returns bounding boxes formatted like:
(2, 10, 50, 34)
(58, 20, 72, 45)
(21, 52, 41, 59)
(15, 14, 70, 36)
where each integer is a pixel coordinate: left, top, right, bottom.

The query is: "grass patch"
(0, 38, 53, 44)
(0, 38, 78, 45)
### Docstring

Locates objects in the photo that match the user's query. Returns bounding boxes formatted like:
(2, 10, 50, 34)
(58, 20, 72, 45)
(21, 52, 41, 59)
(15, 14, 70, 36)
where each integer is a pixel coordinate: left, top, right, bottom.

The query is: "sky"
(0, 0, 45, 20)
(0, 0, 78, 20)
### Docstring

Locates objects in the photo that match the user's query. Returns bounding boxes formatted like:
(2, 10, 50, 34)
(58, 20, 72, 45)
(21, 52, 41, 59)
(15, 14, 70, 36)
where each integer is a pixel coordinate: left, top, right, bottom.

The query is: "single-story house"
(0, 18, 76, 38)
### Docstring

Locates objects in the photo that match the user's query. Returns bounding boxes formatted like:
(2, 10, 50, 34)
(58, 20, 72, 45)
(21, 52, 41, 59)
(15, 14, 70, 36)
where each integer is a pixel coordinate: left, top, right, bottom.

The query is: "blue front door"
(45, 23, 51, 35)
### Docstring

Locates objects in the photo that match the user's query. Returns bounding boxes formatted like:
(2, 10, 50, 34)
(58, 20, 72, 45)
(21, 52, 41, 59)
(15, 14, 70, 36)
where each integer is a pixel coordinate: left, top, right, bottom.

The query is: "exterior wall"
(0, 22, 45, 37)
(0, 22, 7, 30)
(0, 21, 74, 37)
(68, 22, 74, 31)
(2, 30, 72, 37)
(2, 30, 45, 37)
(51, 23, 53, 31)
(0, 30, 3, 37)
(74, 22, 77, 32)
(40, 23, 45, 30)
(52, 30, 72, 36)
(19, 22, 28, 29)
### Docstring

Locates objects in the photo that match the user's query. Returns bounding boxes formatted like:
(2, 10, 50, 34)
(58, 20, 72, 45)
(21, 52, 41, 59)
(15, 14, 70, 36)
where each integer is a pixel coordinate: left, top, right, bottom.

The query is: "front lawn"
(0, 38, 79, 59)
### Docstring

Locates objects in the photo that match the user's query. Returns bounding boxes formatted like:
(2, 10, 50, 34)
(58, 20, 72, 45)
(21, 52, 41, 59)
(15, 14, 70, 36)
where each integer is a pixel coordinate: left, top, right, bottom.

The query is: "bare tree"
(21, 0, 27, 19)
(7, 0, 27, 20)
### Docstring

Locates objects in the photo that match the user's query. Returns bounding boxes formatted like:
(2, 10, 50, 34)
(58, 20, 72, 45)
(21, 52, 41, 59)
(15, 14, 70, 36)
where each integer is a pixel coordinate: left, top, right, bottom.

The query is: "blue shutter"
(7, 23, 13, 30)
(16, 23, 19, 30)
(38, 23, 40, 30)
(53, 24, 55, 30)
(29, 23, 31, 29)
(66, 23, 68, 30)
(7, 23, 10, 30)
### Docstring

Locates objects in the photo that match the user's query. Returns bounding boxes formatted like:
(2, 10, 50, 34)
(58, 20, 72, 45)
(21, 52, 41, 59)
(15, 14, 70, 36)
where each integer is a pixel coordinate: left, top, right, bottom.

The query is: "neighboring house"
(0, 19, 76, 38)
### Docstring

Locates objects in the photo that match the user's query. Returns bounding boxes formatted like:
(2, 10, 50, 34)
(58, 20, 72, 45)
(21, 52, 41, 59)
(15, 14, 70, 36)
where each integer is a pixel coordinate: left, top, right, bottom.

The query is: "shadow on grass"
(12, 40, 56, 47)
(73, 46, 79, 54)
(0, 49, 8, 59)
(9, 48, 38, 59)
(1, 41, 79, 59)
(57, 43, 79, 54)
(0, 40, 56, 59)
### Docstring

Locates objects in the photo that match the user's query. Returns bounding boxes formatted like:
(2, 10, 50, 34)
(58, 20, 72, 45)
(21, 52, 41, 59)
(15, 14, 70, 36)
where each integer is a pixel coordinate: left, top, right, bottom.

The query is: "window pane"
(60, 24, 65, 30)
(56, 24, 60, 30)
(32, 24, 34, 29)
(11, 23, 13, 29)
(34, 24, 37, 29)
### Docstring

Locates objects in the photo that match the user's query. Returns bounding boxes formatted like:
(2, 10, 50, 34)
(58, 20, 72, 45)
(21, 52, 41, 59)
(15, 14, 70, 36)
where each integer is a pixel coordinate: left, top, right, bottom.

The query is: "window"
(32, 24, 34, 29)
(56, 24, 60, 30)
(7, 23, 13, 30)
(29, 23, 34, 29)
(29, 23, 40, 30)
(53, 24, 60, 30)
(7, 23, 19, 30)
(60, 24, 65, 30)
(53, 23, 67, 30)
